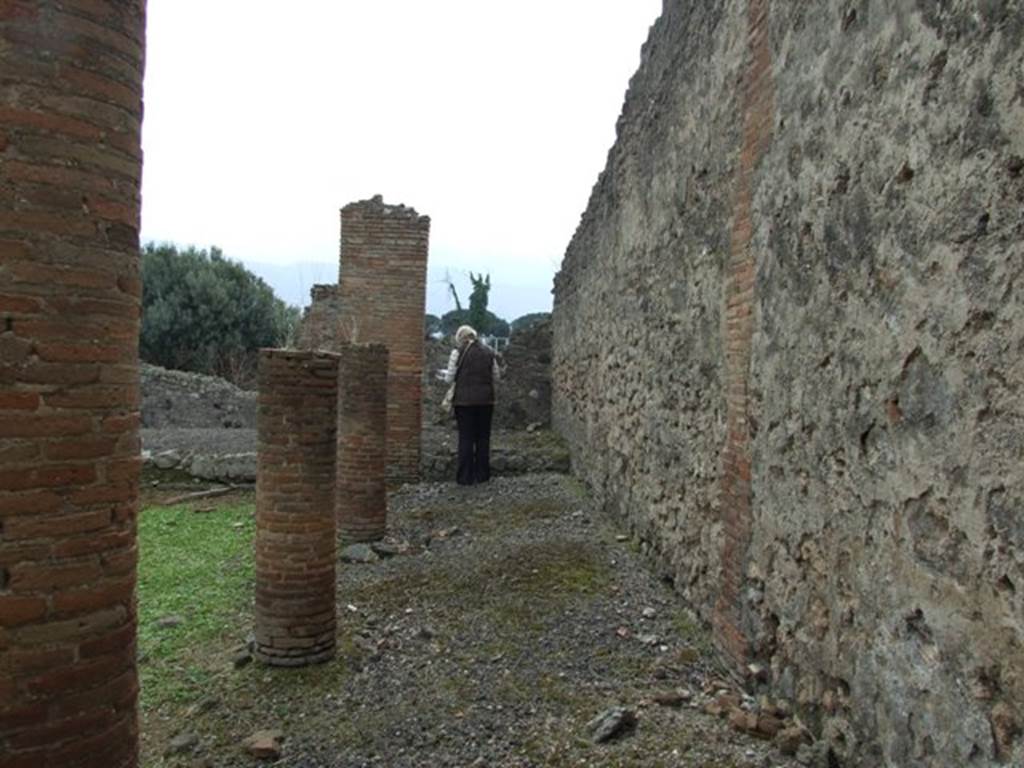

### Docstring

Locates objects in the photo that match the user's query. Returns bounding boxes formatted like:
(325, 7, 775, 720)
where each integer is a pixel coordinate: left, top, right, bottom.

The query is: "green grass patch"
(137, 502, 256, 711)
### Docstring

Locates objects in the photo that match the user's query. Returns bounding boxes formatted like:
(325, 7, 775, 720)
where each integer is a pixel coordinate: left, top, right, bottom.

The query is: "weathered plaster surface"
(553, 2, 1023, 765)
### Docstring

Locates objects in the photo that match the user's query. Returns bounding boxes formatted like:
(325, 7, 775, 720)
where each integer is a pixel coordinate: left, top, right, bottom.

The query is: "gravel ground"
(149, 474, 807, 768)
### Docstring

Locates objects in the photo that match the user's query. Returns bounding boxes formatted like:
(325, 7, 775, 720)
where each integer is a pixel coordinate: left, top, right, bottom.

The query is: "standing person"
(443, 325, 502, 485)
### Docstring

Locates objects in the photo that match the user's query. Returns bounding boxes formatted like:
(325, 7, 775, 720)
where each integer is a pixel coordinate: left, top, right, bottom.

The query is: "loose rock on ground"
(146, 474, 809, 767)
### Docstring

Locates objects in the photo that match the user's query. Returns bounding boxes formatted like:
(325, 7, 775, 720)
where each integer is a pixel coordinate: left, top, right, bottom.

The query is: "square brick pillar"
(254, 350, 339, 666)
(336, 343, 389, 543)
(1, 3, 146, 766)
(339, 196, 429, 485)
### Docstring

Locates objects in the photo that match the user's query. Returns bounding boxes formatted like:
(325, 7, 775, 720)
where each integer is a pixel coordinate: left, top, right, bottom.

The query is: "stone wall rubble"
(552, 2, 1024, 766)
(140, 363, 256, 429)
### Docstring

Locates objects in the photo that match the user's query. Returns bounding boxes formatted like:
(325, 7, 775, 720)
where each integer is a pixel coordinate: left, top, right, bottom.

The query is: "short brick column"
(336, 343, 389, 542)
(1, 4, 145, 767)
(254, 350, 339, 666)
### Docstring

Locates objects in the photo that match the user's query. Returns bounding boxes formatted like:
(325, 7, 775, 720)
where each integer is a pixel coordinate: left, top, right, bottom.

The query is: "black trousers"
(454, 404, 493, 485)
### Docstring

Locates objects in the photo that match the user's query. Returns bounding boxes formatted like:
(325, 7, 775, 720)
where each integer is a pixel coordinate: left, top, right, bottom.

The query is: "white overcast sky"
(140, 1, 662, 320)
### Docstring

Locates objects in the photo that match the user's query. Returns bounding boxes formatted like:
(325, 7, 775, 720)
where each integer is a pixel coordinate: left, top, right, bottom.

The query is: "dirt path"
(146, 474, 806, 767)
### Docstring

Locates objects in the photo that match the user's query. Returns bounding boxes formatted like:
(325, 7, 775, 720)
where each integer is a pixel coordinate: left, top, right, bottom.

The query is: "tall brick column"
(339, 196, 429, 485)
(336, 343, 389, 542)
(712, 0, 775, 667)
(0, 3, 146, 767)
(254, 350, 338, 666)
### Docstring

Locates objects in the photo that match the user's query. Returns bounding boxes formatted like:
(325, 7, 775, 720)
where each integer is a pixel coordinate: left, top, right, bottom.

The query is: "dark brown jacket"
(454, 341, 496, 406)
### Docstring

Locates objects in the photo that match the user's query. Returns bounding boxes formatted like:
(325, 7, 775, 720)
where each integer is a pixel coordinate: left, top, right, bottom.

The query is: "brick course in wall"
(254, 350, 338, 667)
(336, 343, 389, 543)
(0, 3, 146, 766)
(712, 0, 775, 668)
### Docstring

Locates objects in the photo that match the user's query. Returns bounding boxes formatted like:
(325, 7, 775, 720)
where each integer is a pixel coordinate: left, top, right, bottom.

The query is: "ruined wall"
(295, 284, 343, 353)
(552, 2, 1024, 765)
(140, 363, 256, 429)
(297, 197, 429, 484)
(498, 318, 553, 429)
(423, 321, 553, 431)
(339, 197, 429, 485)
(0, 2, 146, 765)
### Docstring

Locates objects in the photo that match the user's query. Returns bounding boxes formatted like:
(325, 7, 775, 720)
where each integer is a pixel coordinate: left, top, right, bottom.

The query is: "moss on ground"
(137, 501, 256, 710)
(137, 474, 770, 768)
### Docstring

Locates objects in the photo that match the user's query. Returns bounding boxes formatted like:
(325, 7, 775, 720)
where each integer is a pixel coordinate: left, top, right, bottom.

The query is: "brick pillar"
(0, 4, 145, 767)
(336, 343, 389, 542)
(712, 0, 775, 668)
(254, 350, 338, 666)
(339, 196, 429, 485)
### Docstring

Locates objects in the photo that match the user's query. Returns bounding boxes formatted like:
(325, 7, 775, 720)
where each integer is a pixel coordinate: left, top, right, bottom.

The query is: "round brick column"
(254, 350, 339, 666)
(336, 343, 389, 542)
(1, 3, 145, 767)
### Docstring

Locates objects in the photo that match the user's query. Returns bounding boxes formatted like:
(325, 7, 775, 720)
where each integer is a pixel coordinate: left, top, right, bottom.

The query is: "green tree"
(140, 243, 300, 385)
(510, 312, 551, 334)
(468, 272, 491, 333)
(424, 313, 442, 337)
(440, 308, 508, 339)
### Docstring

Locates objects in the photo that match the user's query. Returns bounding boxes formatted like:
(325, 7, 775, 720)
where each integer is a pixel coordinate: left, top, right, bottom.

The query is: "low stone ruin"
(141, 363, 256, 429)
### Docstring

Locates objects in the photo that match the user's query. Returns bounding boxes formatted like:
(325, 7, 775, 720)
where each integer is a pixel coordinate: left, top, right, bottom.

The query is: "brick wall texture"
(254, 350, 338, 666)
(298, 196, 429, 486)
(0, 2, 146, 767)
(552, 1, 1024, 765)
(335, 343, 389, 543)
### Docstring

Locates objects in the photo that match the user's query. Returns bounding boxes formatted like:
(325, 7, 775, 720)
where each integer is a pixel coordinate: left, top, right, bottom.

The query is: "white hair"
(455, 325, 477, 346)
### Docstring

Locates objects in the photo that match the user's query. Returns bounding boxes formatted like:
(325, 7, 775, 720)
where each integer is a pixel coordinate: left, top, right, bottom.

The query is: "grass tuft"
(137, 502, 256, 711)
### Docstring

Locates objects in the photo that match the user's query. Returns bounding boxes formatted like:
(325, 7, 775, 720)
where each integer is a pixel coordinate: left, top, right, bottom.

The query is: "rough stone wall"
(422, 322, 552, 431)
(254, 350, 338, 666)
(497, 319, 553, 429)
(339, 196, 429, 485)
(335, 343, 389, 543)
(0, 2, 146, 765)
(296, 284, 343, 353)
(552, 2, 1024, 766)
(140, 363, 256, 429)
